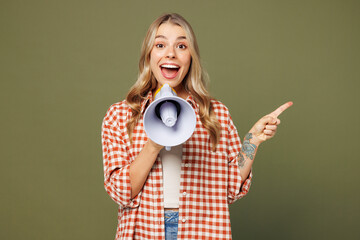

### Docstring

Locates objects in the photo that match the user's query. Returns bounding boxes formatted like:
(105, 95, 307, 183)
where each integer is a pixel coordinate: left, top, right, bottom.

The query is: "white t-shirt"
(160, 144, 182, 208)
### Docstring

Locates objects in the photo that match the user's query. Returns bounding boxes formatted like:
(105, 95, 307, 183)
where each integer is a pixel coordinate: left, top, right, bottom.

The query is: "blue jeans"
(164, 210, 179, 240)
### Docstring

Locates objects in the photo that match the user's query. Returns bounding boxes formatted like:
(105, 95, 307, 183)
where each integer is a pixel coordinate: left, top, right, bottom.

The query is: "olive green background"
(1, 0, 359, 239)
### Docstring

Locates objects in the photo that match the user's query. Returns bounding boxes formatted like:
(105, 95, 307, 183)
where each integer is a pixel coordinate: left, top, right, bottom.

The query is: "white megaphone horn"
(143, 84, 196, 151)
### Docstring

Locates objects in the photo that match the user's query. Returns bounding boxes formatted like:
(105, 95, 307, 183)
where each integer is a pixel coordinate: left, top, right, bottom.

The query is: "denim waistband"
(164, 210, 179, 224)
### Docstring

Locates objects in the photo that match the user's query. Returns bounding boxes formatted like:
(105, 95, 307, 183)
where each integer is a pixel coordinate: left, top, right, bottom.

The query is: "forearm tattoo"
(238, 133, 257, 167)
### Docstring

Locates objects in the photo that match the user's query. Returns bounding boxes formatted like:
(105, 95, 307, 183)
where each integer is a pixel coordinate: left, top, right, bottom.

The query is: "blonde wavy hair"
(126, 13, 221, 151)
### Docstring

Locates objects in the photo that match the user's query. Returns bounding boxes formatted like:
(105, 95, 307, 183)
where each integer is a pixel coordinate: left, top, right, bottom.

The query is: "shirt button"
(185, 163, 189, 167)
(182, 218, 187, 223)
(182, 192, 187, 196)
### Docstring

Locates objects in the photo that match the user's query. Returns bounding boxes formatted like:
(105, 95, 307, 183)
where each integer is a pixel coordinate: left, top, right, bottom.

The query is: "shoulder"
(210, 98, 233, 126)
(210, 99, 239, 136)
(210, 98, 230, 115)
(103, 100, 130, 127)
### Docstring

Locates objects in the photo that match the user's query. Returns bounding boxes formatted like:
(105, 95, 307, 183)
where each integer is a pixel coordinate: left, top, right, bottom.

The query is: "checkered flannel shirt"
(102, 91, 252, 239)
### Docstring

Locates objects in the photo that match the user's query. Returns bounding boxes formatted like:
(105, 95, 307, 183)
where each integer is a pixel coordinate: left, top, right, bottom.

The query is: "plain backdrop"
(1, 0, 359, 239)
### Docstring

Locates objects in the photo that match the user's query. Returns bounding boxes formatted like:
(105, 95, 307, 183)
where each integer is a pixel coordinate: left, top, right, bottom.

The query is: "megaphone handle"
(165, 146, 171, 151)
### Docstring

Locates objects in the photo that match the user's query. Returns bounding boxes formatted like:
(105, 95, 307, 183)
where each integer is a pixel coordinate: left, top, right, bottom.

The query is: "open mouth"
(160, 64, 180, 79)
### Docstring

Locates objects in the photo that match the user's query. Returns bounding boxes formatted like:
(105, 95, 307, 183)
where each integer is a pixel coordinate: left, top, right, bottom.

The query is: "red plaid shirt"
(102, 91, 252, 239)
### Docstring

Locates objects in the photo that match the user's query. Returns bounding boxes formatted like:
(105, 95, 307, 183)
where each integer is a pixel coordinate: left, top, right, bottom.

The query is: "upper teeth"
(161, 64, 179, 69)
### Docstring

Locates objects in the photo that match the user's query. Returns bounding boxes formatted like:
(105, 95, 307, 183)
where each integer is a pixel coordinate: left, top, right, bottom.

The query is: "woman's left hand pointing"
(248, 101, 293, 145)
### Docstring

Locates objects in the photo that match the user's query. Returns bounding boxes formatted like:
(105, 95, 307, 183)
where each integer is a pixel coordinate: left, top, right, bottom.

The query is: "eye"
(177, 44, 187, 49)
(155, 43, 164, 48)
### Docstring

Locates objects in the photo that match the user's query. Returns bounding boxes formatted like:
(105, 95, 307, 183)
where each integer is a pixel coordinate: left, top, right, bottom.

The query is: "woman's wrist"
(246, 131, 262, 146)
(145, 139, 164, 153)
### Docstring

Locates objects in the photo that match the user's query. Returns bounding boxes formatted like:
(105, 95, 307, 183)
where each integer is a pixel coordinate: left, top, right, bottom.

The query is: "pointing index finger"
(270, 101, 293, 117)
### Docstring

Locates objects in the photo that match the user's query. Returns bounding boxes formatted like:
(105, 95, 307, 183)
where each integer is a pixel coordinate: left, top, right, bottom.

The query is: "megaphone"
(143, 84, 196, 151)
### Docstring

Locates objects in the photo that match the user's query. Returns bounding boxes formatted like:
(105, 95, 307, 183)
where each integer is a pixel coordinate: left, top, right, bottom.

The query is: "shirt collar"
(140, 91, 198, 115)
(185, 93, 198, 111)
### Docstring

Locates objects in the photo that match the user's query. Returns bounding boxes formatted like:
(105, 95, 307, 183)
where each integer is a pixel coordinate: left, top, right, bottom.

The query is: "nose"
(166, 47, 175, 59)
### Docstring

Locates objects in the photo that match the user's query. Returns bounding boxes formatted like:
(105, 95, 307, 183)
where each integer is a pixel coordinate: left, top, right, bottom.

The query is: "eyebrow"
(155, 35, 187, 40)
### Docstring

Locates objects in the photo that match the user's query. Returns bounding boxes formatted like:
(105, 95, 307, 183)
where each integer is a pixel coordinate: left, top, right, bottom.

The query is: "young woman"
(102, 13, 292, 240)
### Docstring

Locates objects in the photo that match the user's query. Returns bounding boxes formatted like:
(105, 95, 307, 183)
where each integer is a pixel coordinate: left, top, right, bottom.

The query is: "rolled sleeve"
(105, 165, 142, 208)
(227, 160, 253, 204)
(227, 118, 253, 204)
(102, 104, 142, 209)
